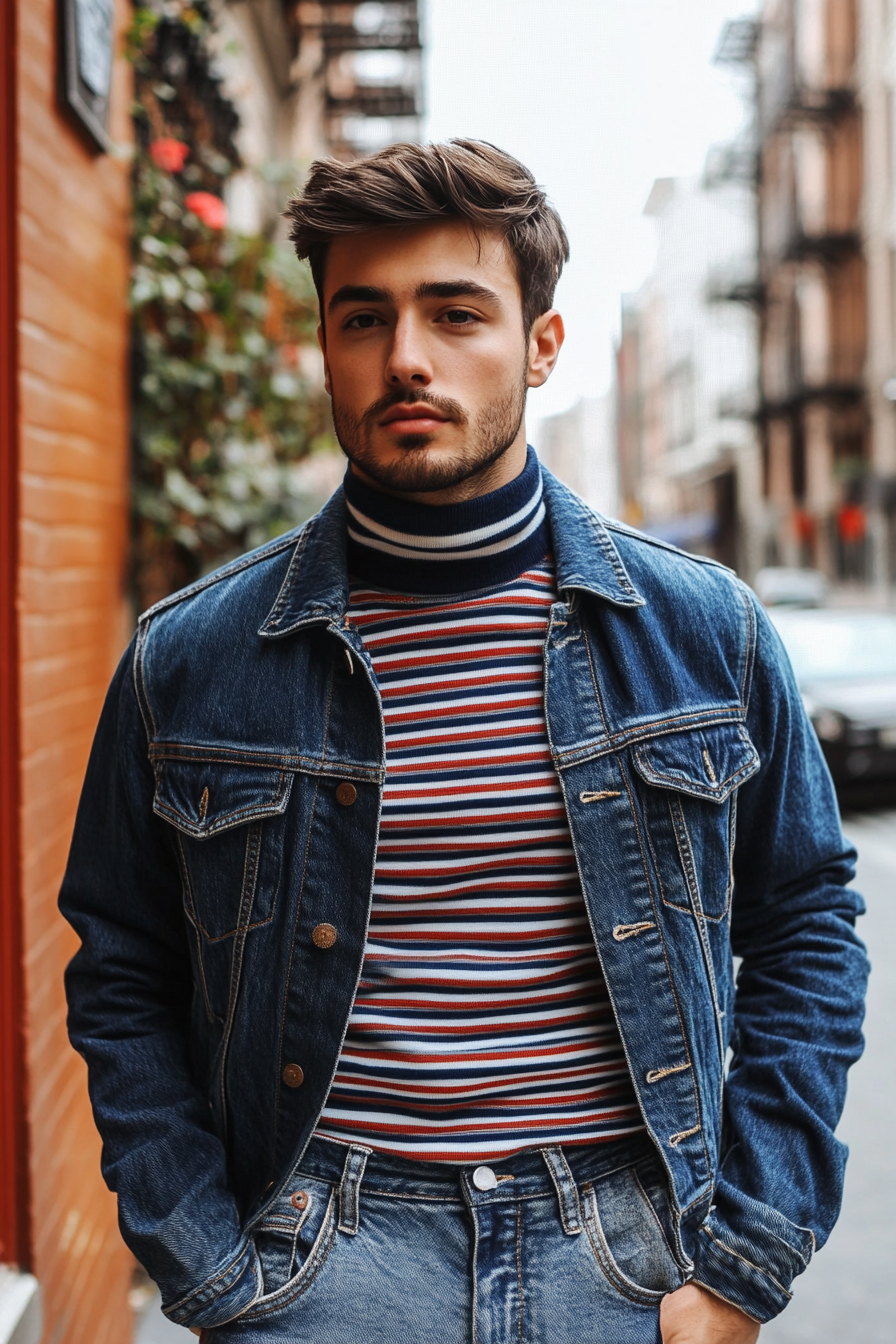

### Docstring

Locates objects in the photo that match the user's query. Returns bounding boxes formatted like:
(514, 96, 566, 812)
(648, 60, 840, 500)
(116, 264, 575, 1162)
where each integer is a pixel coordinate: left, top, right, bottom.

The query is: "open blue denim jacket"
(60, 470, 868, 1328)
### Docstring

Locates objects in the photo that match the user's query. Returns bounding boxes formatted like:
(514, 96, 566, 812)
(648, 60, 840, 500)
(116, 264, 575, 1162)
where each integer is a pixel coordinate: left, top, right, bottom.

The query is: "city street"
(761, 808, 896, 1344)
(135, 809, 896, 1343)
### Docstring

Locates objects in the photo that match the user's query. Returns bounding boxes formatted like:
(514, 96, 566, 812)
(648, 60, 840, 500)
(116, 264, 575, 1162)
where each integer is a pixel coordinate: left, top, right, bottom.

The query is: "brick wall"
(17, 0, 136, 1338)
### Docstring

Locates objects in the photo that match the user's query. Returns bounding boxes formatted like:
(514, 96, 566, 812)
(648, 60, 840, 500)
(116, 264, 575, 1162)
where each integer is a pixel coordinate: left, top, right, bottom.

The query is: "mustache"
(362, 388, 468, 429)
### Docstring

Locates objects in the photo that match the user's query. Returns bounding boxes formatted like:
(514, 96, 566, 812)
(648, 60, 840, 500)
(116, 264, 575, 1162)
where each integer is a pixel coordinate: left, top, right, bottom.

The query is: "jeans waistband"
(292, 1131, 657, 1206)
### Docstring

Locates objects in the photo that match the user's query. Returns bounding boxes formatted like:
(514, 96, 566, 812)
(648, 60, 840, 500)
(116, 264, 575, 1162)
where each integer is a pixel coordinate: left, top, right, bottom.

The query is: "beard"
(331, 378, 527, 496)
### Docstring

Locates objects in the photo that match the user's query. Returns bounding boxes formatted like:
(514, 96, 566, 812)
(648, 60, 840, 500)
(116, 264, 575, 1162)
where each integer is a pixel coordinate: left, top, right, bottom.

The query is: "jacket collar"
(258, 466, 643, 639)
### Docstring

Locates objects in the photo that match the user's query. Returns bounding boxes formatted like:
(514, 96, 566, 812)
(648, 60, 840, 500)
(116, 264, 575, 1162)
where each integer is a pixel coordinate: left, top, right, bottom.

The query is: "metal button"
(290, 1190, 309, 1211)
(312, 922, 337, 949)
(336, 782, 357, 806)
(282, 1063, 305, 1088)
(472, 1165, 497, 1191)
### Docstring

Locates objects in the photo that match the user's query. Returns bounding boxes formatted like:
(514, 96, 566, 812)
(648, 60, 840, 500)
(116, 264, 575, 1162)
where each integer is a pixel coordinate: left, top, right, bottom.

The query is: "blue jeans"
(211, 1134, 685, 1343)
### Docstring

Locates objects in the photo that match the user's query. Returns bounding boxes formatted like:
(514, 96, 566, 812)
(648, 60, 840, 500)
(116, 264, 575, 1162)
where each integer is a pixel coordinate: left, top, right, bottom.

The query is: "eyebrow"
(414, 280, 502, 305)
(327, 284, 394, 314)
(326, 279, 502, 315)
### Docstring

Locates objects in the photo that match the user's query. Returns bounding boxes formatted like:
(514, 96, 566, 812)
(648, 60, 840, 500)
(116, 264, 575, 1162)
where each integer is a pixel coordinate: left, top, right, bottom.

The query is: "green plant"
(128, 2, 334, 609)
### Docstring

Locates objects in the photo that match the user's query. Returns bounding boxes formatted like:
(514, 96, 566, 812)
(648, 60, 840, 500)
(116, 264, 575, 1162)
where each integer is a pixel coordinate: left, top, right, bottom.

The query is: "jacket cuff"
(163, 1241, 261, 1329)
(690, 1198, 815, 1323)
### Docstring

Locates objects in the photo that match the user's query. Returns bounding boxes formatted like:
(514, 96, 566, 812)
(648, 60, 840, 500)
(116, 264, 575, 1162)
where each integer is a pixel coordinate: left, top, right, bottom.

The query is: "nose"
(383, 313, 432, 388)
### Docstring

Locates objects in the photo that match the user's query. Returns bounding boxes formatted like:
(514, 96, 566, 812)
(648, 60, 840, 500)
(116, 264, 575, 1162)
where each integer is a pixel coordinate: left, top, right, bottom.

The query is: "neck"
(343, 444, 549, 595)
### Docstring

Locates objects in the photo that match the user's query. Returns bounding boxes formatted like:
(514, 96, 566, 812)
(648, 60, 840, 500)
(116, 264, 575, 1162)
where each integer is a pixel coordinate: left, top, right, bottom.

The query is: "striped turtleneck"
(343, 445, 549, 595)
(316, 451, 642, 1161)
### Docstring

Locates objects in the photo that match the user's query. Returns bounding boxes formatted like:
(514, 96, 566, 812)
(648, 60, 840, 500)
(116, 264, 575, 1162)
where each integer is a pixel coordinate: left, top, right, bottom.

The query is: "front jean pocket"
(241, 1179, 338, 1320)
(582, 1159, 683, 1305)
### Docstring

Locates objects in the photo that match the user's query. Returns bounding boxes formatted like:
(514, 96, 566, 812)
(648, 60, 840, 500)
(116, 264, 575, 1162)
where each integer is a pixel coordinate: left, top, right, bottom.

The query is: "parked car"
(754, 566, 829, 608)
(768, 607, 896, 787)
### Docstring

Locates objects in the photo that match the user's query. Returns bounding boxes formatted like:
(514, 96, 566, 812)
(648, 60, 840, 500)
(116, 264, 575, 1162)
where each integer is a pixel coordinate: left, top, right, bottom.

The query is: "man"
(61, 140, 868, 1344)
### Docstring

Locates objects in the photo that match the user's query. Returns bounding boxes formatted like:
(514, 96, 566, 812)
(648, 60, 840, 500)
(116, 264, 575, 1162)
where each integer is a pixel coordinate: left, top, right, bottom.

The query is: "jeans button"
(282, 1063, 305, 1088)
(472, 1165, 497, 1191)
(336, 782, 357, 806)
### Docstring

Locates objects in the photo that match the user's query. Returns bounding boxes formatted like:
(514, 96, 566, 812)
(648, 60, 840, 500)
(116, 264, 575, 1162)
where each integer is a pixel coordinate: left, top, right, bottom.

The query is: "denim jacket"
(60, 471, 868, 1328)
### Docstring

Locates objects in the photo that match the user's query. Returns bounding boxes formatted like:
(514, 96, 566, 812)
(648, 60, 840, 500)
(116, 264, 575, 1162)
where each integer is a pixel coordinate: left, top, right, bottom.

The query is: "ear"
(526, 310, 564, 388)
(317, 324, 332, 396)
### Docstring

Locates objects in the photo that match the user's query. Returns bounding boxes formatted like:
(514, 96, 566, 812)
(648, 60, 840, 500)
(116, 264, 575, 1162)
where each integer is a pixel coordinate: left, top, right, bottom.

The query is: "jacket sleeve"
(59, 639, 261, 1329)
(689, 587, 869, 1321)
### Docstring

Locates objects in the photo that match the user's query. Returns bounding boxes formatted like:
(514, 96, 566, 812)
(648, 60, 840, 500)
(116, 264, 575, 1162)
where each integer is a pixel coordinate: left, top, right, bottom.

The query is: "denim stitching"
(615, 756, 711, 1178)
(554, 708, 746, 769)
(167, 1242, 255, 1311)
(149, 745, 384, 784)
(174, 831, 218, 1019)
(639, 793, 686, 914)
(271, 777, 320, 1163)
(153, 770, 292, 837)
(646, 1063, 691, 1083)
(581, 1186, 666, 1306)
(668, 797, 710, 918)
(697, 1226, 792, 1300)
(634, 739, 758, 797)
(262, 524, 312, 627)
(361, 1187, 464, 1203)
(134, 619, 159, 740)
(216, 818, 263, 1145)
(632, 1165, 689, 1272)
(515, 1202, 525, 1342)
(240, 1189, 339, 1319)
(735, 579, 758, 710)
(579, 623, 611, 738)
(612, 921, 655, 940)
(669, 1125, 701, 1147)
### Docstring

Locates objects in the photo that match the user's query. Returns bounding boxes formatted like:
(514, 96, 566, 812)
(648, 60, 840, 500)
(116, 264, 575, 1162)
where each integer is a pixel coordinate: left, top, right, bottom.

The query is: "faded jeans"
(209, 1133, 685, 1344)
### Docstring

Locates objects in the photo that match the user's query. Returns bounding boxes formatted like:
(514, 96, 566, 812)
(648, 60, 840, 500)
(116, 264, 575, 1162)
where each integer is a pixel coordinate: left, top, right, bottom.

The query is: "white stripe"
(347, 501, 547, 563)
(346, 477, 542, 550)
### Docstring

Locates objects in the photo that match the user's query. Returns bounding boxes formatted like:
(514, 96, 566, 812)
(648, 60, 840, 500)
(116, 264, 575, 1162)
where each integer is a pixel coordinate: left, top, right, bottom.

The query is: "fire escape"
(753, 0, 866, 567)
(296, 2, 424, 159)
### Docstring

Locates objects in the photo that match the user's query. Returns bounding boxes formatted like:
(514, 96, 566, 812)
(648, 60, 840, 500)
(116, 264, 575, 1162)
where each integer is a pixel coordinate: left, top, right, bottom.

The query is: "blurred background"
(1, 2, 894, 1341)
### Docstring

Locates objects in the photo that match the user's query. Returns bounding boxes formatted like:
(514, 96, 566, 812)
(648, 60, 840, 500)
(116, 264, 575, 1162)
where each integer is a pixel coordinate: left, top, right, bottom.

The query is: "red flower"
(184, 192, 228, 230)
(150, 138, 189, 173)
(837, 503, 866, 545)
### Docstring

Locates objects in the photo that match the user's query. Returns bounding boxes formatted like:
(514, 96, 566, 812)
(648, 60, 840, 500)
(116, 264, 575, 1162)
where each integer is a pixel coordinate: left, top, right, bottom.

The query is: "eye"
(344, 312, 383, 330)
(443, 309, 478, 325)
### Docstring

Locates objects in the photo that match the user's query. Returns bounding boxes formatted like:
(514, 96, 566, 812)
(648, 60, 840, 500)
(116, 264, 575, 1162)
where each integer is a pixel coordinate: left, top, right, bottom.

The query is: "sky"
(425, 0, 757, 425)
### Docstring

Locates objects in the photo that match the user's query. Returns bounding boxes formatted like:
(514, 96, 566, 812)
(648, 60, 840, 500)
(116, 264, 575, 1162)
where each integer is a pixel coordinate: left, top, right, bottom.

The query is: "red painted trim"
(0, 0, 31, 1272)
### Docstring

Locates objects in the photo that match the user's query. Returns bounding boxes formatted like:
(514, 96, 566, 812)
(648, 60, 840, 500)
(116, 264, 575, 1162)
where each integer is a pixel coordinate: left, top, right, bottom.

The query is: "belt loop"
(541, 1147, 583, 1236)
(338, 1144, 371, 1235)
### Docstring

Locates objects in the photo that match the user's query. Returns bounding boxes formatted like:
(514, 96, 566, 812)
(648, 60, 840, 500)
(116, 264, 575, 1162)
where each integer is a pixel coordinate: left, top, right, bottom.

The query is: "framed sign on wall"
(60, 0, 114, 152)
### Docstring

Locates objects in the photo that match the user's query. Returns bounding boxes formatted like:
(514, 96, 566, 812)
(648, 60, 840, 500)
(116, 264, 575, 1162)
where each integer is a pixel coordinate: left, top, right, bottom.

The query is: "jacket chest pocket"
(631, 723, 759, 921)
(153, 757, 293, 941)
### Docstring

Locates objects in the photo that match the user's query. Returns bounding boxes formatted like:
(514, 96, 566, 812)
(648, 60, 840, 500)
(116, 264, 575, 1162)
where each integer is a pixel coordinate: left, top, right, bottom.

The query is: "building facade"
(754, 0, 872, 579)
(1, 3, 425, 1342)
(1, 0, 136, 1341)
(614, 173, 763, 577)
(536, 396, 619, 518)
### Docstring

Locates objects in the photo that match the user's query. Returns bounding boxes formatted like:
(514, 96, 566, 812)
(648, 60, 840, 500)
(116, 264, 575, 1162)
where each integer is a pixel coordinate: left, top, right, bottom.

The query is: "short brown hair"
(284, 139, 569, 330)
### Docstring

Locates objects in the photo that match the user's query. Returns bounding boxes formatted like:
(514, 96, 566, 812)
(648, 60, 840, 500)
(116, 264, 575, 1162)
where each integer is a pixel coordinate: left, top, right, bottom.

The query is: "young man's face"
(318, 219, 563, 500)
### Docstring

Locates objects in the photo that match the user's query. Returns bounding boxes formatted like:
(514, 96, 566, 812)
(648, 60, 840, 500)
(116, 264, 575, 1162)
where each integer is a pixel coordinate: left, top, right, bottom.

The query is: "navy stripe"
(315, 561, 642, 1163)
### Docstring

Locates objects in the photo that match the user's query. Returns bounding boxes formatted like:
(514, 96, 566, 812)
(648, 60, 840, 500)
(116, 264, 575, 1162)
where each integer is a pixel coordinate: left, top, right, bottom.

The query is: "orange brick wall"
(17, 0, 136, 1338)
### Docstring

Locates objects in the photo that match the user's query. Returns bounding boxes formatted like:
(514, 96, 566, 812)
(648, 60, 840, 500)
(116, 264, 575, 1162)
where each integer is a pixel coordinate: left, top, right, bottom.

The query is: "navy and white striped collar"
(343, 446, 549, 595)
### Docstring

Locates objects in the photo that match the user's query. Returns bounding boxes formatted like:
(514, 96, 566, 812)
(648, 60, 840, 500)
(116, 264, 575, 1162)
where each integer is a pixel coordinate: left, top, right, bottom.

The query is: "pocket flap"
(153, 757, 292, 838)
(632, 723, 759, 803)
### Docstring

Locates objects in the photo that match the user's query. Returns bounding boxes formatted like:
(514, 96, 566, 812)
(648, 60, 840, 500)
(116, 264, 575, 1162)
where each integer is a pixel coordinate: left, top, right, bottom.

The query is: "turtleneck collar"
(342, 446, 550, 595)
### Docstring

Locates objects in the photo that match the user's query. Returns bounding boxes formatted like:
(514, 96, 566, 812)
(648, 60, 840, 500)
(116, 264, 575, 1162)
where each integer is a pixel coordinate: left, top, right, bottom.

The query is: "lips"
(380, 404, 449, 429)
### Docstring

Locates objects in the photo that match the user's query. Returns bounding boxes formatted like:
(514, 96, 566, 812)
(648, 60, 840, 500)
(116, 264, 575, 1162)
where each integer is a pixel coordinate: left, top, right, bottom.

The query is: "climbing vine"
(128, 1, 334, 609)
